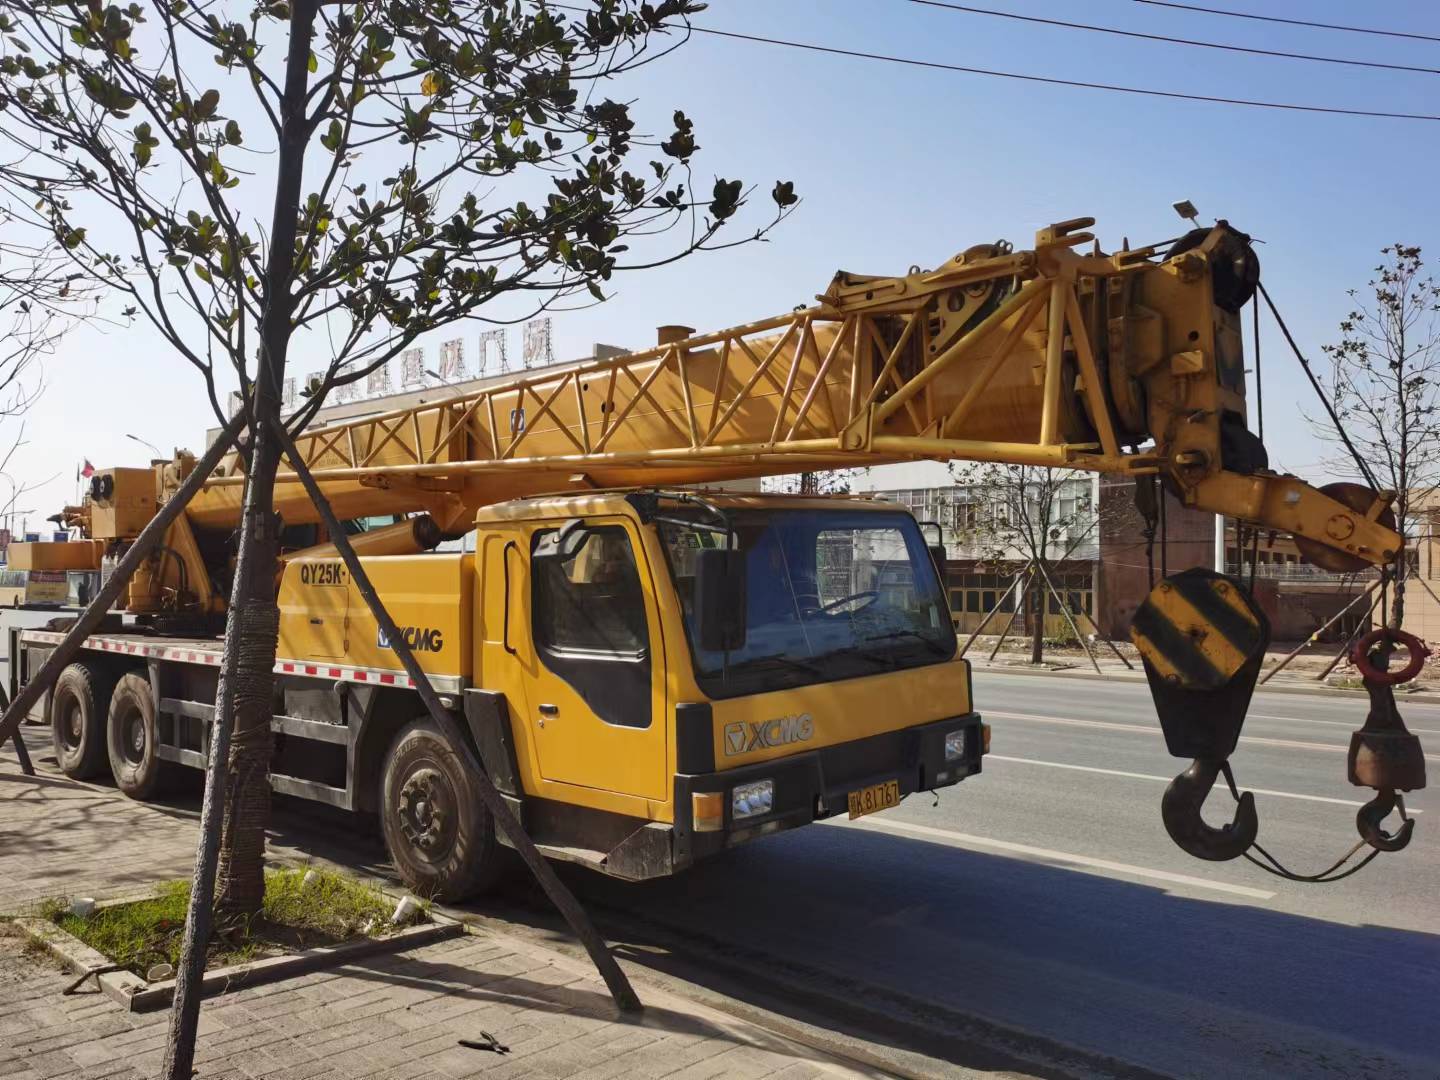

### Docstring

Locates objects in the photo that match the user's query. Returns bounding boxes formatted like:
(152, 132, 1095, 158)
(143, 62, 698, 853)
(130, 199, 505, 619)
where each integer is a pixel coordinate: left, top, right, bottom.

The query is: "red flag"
(80, 459, 95, 479)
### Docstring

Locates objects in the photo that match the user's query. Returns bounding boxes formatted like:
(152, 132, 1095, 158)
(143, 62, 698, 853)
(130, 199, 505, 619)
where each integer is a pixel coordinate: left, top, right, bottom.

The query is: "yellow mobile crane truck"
(9, 216, 1420, 898)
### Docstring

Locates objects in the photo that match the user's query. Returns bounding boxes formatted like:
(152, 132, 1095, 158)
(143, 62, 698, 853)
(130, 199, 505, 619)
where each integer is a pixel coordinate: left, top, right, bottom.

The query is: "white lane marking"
(818, 816, 1276, 900)
(986, 754, 1424, 813)
(1247, 712, 1440, 737)
(985, 709, 1440, 762)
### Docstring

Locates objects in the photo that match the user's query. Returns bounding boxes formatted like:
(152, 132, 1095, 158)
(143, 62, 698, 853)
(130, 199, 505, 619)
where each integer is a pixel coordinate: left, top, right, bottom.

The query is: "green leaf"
(509, 116, 524, 138)
(307, 51, 318, 73)
(320, 118, 343, 152)
(195, 88, 219, 119)
(224, 119, 242, 145)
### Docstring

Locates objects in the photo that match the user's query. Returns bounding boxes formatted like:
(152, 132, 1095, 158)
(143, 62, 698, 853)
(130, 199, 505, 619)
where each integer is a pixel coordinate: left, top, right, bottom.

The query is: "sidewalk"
(0, 745, 874, 1080)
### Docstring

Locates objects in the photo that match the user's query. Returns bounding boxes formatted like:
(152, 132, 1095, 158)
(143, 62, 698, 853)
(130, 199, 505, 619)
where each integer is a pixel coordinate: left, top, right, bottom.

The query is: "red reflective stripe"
(379, 673, 395, 685)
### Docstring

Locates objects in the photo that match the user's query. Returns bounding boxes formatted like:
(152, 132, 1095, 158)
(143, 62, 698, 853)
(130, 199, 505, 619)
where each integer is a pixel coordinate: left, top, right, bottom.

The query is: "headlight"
(732, 779, 774, 820)
(944, 728, 967, 761)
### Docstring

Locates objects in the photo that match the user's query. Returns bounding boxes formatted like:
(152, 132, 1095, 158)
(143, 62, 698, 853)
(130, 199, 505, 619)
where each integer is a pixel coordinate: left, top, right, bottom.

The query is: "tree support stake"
(265, 413, 642, 1014)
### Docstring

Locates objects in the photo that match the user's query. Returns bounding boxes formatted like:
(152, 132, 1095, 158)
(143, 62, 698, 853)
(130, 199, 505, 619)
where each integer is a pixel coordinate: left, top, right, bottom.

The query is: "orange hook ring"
(1351, 628, 1428, 685)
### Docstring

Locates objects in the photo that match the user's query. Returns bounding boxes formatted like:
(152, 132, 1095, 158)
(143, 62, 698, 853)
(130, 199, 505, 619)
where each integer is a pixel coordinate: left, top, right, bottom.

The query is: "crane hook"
(1161, 758, 1259, 862)
(1356, 788, 1415, 853)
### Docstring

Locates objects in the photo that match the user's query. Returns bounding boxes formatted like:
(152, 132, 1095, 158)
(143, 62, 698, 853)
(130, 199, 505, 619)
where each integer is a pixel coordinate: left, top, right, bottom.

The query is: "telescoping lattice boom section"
(190, 220, 1175, 531)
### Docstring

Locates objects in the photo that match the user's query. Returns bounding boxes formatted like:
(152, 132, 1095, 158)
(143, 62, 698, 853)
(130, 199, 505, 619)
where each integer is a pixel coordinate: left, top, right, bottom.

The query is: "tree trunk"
(1030, 565, 1045, 664)
(213, 0, 317, 916)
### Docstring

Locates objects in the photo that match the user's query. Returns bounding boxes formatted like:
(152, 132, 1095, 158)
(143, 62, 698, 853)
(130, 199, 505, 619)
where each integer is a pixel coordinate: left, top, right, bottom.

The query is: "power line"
(688, 25, 1440, 123)
(1128, 0, 1440, 45)
(905, 1, 1440, 76)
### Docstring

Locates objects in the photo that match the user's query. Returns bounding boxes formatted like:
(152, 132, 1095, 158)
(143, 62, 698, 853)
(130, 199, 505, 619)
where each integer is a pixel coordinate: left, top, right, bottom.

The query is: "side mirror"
(695, 547, 746, 652)
(928, 544, 947, 574)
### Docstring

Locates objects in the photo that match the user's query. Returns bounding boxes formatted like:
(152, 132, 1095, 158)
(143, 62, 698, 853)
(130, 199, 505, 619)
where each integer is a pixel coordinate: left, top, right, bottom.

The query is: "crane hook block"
(1131, 569, 1271, 762)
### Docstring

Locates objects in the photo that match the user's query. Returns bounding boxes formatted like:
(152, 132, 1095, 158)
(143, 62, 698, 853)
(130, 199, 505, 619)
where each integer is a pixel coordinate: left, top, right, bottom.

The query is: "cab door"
(477, 518, 668, 804)
(524, 519, 667, 801)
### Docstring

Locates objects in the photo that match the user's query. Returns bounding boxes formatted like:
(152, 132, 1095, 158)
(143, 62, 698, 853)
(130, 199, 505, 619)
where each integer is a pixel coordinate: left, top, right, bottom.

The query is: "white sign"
(366, 362, 392, 396)
(439, 338, 468, 381)
(478, 328, 508, 375)
(333, 361, 361, 403)
(400, 348, 425, 389)
(522, 317, 552, 369)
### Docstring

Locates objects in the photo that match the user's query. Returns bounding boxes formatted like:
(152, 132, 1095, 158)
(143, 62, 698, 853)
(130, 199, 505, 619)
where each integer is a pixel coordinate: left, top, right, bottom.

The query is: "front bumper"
(672, 713, 985, 871)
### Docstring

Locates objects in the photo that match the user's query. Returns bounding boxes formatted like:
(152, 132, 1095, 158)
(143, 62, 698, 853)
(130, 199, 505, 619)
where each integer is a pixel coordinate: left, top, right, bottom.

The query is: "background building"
(852, 465, 1426, 646)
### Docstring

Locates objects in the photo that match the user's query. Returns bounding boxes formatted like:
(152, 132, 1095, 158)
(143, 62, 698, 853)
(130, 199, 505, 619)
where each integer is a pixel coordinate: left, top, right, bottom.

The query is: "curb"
(17, 899, 462, 1012)
(972, 660, 1440, 704)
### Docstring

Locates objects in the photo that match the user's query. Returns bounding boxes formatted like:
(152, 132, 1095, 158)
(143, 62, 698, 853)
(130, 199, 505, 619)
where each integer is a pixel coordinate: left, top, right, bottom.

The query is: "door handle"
(538, 704, 559, 716)
(502, 541, 519, 656)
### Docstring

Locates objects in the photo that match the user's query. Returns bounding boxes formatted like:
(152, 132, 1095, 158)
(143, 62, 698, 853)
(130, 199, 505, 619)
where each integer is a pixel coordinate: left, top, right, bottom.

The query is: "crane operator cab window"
(531, 524, 651, 728)
(659, 509, 955, 699)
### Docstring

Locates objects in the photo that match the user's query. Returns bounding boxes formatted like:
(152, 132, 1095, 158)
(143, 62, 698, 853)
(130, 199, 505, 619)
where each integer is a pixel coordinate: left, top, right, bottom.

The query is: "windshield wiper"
(823, 644, 895, 668)
(863, 629, 950, 655)
(733, 652, 825, 676)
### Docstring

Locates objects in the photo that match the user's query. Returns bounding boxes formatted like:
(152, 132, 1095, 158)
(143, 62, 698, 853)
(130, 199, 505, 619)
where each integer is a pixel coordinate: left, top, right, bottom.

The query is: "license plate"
(847, 778, 901, 820)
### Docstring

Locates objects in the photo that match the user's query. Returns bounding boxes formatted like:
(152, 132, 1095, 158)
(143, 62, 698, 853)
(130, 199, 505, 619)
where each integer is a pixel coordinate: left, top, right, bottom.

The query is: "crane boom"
(181, 216, 1398, 573)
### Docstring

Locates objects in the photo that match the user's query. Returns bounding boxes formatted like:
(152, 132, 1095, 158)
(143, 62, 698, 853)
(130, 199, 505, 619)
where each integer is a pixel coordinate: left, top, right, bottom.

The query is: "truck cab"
(362, 488, 987, 896)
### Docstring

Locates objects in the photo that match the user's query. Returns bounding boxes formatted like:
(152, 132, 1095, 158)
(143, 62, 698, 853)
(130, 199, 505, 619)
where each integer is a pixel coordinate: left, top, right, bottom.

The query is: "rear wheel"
(50, 663, 112, 780)
(107, 672, 167, 800)
(380, 718, 509, 901)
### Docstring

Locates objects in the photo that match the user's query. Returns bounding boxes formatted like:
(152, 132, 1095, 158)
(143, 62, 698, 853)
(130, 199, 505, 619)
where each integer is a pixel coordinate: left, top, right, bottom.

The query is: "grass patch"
(49, 868, 401, 978)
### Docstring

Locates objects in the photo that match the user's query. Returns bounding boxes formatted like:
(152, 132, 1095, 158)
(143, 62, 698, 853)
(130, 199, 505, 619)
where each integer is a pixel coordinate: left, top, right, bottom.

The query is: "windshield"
(658, 507, 955, 698)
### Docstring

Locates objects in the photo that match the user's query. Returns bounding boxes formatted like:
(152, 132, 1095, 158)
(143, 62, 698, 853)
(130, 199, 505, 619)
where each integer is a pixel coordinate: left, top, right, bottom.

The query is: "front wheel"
(380, 717, 510, 901)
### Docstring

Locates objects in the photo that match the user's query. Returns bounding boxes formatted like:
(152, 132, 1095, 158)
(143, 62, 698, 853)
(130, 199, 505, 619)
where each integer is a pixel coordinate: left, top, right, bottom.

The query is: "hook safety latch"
(1161, 758, 1259, 862)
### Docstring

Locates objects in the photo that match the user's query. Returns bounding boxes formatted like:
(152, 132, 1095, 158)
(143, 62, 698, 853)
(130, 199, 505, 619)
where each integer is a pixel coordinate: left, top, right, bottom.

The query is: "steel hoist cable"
(1257, 282, 1381, 494)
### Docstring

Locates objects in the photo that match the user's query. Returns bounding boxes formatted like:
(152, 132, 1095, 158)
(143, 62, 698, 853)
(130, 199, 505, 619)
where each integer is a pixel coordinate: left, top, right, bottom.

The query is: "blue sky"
(10, 0, 1440, 523)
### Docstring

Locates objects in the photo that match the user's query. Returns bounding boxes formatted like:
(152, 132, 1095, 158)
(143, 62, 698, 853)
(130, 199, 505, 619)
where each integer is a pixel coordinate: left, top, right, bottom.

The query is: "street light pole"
(126, 433, 162, 458)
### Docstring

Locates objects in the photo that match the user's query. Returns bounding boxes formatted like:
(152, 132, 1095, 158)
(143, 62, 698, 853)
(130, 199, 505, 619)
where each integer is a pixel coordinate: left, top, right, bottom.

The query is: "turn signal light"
(981, 723, 991, 754)
(692, 791, 724, 833)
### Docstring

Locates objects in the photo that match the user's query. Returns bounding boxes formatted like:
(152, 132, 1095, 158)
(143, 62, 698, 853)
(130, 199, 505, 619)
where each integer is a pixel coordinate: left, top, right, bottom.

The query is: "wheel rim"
(59, 699, 83, 752)
(396, 765, 457, 861)
(118, 705, 147, 765)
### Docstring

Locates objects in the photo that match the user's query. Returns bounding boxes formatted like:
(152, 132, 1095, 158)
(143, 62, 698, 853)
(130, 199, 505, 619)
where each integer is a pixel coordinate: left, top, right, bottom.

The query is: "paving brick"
(0, 747, 858, 1080)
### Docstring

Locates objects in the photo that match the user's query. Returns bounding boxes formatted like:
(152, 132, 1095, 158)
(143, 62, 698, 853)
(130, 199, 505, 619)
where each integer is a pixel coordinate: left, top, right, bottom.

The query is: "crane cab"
(454, 489, 984, 888)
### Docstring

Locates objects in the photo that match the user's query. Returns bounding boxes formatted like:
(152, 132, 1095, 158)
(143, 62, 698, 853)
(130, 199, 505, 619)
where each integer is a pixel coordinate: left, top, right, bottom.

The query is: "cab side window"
(531, 525, 651, 727)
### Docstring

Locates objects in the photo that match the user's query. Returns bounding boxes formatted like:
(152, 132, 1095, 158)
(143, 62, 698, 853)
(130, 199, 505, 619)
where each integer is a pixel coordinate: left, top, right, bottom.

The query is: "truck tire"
(380, 717, 508, 901)
(50, 662, 112, 780)
(107, 672, 167, 800)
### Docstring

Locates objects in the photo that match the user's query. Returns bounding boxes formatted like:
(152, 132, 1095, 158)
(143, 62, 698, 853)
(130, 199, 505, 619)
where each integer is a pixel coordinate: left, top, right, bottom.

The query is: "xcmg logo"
(377, 625, 445, 653)
(723, 714, 814, 756)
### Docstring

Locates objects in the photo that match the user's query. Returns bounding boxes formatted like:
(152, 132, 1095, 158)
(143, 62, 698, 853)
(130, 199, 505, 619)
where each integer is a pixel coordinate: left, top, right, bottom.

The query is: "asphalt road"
(536, 671, 1440, 1079)
(66, 665, 1435, 1078)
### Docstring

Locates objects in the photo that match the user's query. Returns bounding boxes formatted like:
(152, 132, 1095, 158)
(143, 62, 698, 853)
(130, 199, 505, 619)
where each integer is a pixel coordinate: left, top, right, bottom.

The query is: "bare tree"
(0, 211, 97, 535)
(1316, 244, 1440, 629)
(0, 0, 794, 929)
(949, 463, 1104, 663)
(766, 468, 856, 495)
